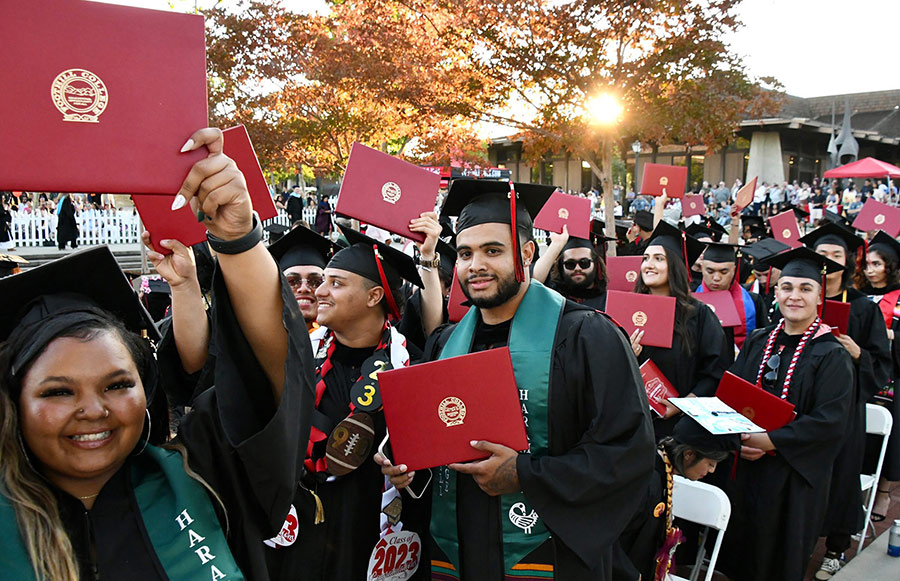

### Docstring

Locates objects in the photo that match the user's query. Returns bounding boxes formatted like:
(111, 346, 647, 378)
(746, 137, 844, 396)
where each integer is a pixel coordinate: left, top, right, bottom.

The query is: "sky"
(92, 0, 897, 98)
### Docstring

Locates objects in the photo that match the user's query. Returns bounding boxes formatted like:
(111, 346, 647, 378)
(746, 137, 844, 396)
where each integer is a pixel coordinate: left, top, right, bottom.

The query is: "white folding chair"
(857, 403, 893, 553)
(669, 475, 731, 581)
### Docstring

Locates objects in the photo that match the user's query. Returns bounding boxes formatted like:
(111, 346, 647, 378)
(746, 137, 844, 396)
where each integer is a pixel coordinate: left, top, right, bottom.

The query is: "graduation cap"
(868, 231, 900, 264)
(332, 226, 424, 320)
(268, 225, 334, 271)
(742, 238, 790, 268)
(741, 215, 766, 232)
(594, 219, 629, 242)
(762, 246, 844, 282)
(264, 223, 290, 245)
(782, 203, 810, 220)
(645, 220, 705, 266)
(0, 246, 160, 353)
(633, 210, 654, 232)
(672, 416, 740, 454)
(0, 253, 27, 278)
(441, 179, 555, 281)
(702, 242, 741, 264)
(685, 222, 726, 242)
(821, 210, 853, 230)
(435, 238, 458, 279)
(798, 222, 863, 254)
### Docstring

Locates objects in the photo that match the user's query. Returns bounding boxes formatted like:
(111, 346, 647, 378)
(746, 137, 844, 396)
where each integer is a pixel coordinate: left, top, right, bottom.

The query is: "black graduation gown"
(53, 267, 316, 580)
(57, 195, 78, 245)
(638, 298, 730, 439)
(721, 289, 768, 363)
(547, 281, 607, 311)
(718, 326, 854, 581)
(619, 237, 649, 257)
(293, 336, 429, 581)
(398, 289, 450, 353)
(821, 288, 891, 537)
(611, 454, 667, 581)
(421, 302, 657, 580)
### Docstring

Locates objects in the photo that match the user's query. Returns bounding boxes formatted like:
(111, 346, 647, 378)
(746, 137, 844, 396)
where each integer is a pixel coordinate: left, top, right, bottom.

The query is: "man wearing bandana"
(380, 180, 655, 580)
(295, 218, 436, 580)
(717, 247, 855, 581)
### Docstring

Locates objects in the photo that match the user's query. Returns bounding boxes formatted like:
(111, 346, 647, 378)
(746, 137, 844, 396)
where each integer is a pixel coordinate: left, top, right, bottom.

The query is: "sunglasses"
(763, 353, 781, 384)
(563, 258, 593, 271)
(286, 274, 324, 290)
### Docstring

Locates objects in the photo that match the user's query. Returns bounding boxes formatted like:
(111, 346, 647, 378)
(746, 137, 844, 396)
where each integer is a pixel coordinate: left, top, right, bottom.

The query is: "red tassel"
(509, 182, 525, 282)
(372, 244, 401, 321)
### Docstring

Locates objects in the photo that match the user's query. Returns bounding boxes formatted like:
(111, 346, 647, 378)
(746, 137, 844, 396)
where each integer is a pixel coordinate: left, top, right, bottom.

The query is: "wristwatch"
(416, 255, 441, 269)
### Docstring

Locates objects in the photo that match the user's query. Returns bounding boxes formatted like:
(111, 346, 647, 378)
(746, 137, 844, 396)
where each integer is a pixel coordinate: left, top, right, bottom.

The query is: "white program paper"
(669, 397, 765, 435)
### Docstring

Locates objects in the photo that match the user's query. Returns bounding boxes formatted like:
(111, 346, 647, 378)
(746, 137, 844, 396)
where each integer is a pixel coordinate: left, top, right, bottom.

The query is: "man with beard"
(378, 180, 655, 580)
(532, 225, 609, 310)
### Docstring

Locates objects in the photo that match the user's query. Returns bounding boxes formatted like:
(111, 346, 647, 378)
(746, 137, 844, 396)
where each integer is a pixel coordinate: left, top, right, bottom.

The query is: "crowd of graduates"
(1, 129, 899, 581)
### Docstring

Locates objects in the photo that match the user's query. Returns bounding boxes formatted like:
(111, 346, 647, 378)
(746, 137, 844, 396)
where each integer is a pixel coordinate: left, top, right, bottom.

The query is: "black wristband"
(206, 212, 262, 255)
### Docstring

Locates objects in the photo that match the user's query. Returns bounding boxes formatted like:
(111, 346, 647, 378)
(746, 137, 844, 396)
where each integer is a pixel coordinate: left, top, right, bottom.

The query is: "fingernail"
(160, 239, 173, 247)
(196, 209, 207, 222)
(171, 195, 186, 211)
(399, 465, 407, 472)
(180, 138, 194, 153)
(470, 440, 478, 446)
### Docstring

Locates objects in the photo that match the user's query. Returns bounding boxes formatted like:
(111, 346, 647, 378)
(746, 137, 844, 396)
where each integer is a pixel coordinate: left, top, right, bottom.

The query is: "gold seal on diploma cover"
(558, 207, 569, 219)
(632, 311, 648, 327)
(659, 176, 669, 186)
(51, 69, 109, 123)
(625, 270, 638, 283)
(782, 229, 791, 239)
(438, 396, 466, 427)
(381, 181, 402, 204)
(875, 213, 886, 225)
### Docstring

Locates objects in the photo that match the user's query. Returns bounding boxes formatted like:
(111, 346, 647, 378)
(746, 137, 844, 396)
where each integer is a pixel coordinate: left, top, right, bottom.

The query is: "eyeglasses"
(563, 258, 593, 271)
(763, 353, 781, 384)
(286, 274, 324, 290)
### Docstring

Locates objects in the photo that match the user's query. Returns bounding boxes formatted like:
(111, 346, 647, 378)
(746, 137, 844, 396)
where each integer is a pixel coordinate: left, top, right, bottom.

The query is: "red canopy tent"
(824, 157, 900, 179)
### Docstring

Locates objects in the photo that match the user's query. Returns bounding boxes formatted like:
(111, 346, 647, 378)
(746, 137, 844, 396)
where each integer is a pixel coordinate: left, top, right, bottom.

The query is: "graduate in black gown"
(298, 222, 432, 580)
(742, 237, 790, 324)
(619, 210, 654, 256)
(796, 224, 892, 577)
(0, 128, 316, 581)
(613, 417, 740, 581)
(718, 247, 855, 581)
(379, 180, 656, 580)
(532, 221, 612, 311)
(630, 221, 731, 439)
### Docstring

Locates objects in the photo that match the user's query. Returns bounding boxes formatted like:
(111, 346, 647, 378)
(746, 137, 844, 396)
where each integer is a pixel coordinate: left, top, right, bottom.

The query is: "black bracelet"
(206, 212, 262, 255)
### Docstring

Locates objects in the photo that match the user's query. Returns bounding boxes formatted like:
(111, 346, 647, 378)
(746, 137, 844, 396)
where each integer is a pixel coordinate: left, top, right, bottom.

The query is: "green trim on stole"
(0, 445, 243, 580)
(431, 280, 565, 577)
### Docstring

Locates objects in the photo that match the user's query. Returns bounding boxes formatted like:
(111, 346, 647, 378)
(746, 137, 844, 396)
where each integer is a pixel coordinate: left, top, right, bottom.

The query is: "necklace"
(78, 492, 99, 500)
(755, 317, 820, 399)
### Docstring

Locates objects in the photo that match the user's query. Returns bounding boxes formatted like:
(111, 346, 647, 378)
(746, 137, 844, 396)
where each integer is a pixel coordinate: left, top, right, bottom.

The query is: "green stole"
(0, 445, 244, 580)
(431, 281, 564, 579)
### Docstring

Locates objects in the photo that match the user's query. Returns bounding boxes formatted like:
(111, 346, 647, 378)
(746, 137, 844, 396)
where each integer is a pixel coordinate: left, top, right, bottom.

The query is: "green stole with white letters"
(0, 445, 244, 580)
(431, 280, 563, 579)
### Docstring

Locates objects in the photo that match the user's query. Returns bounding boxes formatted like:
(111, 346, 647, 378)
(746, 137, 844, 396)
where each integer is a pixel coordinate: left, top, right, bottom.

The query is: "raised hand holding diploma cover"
(640, 360, 678, 417)
(734, 177, 757, 212)
(378, 348, 528, 472)
(639, 163, 689, 198)
(0, 1, 207, 194)
(715, 371, 797, 432)
(604, 290, 677, 348)
(533, 191, 592, 239)
(668, 397, 766, 435)
(335, 142, 441, 242)
(605, 256, 643, 292)
(681, 193, 706, 217)
(133, 126, 278, 254)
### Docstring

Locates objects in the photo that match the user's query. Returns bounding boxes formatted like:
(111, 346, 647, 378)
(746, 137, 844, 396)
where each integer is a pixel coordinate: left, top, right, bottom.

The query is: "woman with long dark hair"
(630, 222, 730, 439)
(0, 128, 315, 581)
(858, 231, 900, 523)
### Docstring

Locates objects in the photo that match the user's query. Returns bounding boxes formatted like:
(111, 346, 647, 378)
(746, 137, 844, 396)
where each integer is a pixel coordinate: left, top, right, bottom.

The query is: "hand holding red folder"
(716, 371, 796, 433)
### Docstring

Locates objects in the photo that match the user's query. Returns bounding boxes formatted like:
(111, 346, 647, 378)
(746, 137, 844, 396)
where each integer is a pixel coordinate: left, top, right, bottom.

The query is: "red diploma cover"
(533, 191, 592, 239)
(852, 198, 900, 237)
(640, 359, 678, 417)
(379, 348, 528, 472)
(604, 290, 676, 349)
(768, 210, 802, 249)
(447, 268, 469, 323)
(693, 290, 741, 327)
(640, 163, 688, 198)
(682, 194, 706, 217)
(734, 177, 757, 212)
(0, 1, 208, 194)
(822, 300, 851, 336)
(134, 125, 278, 254)
(605, 256, 643, 292)
(716, 371, 796, 432)
(335, 142, 441, 242)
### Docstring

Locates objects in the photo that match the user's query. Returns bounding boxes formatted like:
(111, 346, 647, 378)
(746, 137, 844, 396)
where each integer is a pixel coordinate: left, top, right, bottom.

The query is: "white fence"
(9, 205, 551, 247)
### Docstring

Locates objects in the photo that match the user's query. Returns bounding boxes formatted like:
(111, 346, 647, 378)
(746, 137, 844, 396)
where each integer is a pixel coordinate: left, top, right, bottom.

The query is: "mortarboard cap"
(268, 225, 334, 270)
(782, 203, 810, 220)
(435, 239, 458, 279)
(821, 210, 853, 229)
(264, 223, 290, 244)
(702, 242, 740, 264)
(868, 231, 900, 264)
(742, 238, 790, 269)
(672, 416, 741, 453)
(741, 215, 766, 231)
(633, 210, 654, 232)
(798, 222, 863, 254)
(0, 247, 160, 345)
(594, 219, 629, 241)
(762, 246, 844, 282)
(333, 226, 423, 293)
(645, 220, 705, 266)
(685, 221, 726, 242)
(0, 253, 27, 278)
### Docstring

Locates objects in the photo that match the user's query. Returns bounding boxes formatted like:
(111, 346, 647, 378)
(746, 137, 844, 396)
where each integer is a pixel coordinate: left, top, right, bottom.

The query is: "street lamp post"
(632, 140, 642, 194)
